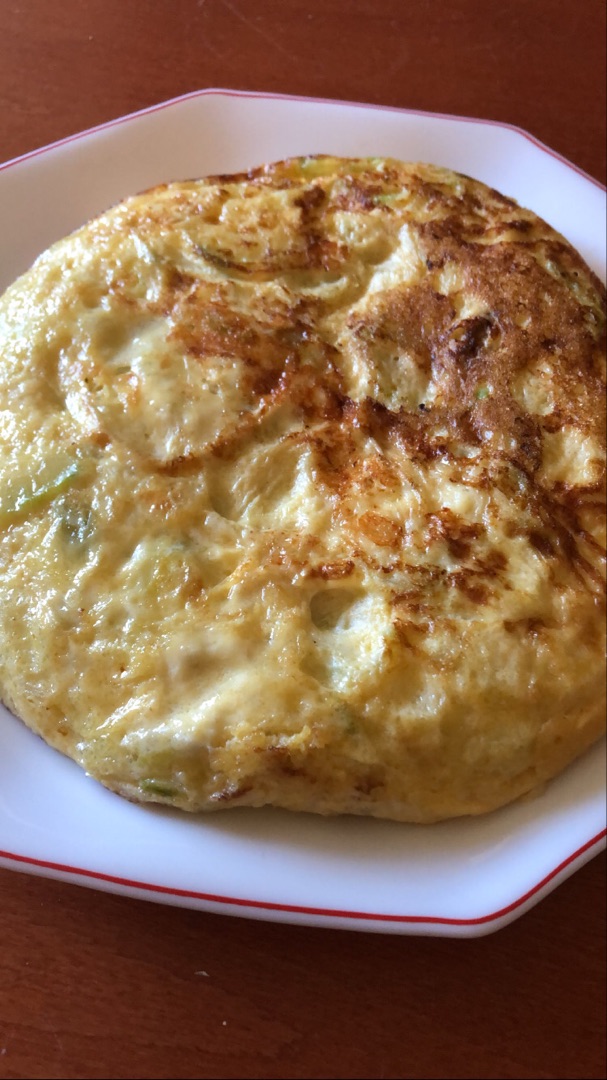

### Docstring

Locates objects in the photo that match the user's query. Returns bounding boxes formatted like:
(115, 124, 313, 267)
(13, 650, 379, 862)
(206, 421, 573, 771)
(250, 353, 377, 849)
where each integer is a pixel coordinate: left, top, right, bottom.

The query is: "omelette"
(0, 155, 605, 822)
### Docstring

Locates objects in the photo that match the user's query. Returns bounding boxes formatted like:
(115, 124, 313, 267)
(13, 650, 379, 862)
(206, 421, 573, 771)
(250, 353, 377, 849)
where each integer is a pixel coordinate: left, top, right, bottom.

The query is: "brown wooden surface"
(0, 2, 605, 1078)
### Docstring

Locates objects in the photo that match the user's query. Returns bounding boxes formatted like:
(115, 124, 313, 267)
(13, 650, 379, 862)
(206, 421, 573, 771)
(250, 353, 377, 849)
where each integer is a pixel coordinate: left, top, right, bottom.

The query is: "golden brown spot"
(264, 745, 306, 777)
(445, 316, 495, 362)
(331, 178, 385, 212)
(210, 782, 254, 802)
(528, 530, 556, 558)
(354, 767, 385, 795)
(393, 619, 424, 653)
(426, 508, 485, 559)
(294, 184, 326, 215)
(477, 550, 509, 575)
(308, 560, 355, 581)
(89, 431, 110, 449)
(503, 616, 550, 635)
(165, 267, 196, 294)
(448, 572, 490, 604)
(358, 511, 403, 548)
(355, 283, 456, 377)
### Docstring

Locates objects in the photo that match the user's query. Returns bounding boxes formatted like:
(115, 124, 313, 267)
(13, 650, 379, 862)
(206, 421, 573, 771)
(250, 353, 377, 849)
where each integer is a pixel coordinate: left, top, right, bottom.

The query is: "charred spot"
(446, 316, 494, 362)
(512, 414, 543, 472)
(505, 218, 533, 233)
(541, 411, 565, 434)
(460, 223, 488, 239)
(294, 184, 326, 215)
(528, 530, 556, 558)
(425, 255, 445, 271)
(303, 385, 345, 423)
(503, 617, 548, 635)
(345, 397, 399, 440)
(379, 562, 400, 575)
(555, 483, 606, 509)
(541, 337, 558, 351)
(446, 536, 473, 559)
(249, 366, 285, 397)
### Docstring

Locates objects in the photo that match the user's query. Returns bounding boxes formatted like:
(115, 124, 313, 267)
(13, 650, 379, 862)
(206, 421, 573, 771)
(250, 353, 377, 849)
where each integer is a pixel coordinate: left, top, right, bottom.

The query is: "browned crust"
(1, 155, 605, 822)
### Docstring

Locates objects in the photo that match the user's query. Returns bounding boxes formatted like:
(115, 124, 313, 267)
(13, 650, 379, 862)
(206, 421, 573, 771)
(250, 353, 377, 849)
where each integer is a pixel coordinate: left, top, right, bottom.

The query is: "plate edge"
(0, 87, 605, 193)
(0, 829, 604, 931)
(0, 86, 604, 935)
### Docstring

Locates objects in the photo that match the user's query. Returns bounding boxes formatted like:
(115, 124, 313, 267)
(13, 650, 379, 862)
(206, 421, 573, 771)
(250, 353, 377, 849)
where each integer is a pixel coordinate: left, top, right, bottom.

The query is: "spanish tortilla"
(0, 156, 604, 821)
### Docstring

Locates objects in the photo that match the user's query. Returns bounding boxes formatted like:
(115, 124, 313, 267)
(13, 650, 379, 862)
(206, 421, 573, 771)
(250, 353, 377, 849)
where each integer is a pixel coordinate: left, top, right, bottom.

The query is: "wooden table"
(0, 3, 605, 1077)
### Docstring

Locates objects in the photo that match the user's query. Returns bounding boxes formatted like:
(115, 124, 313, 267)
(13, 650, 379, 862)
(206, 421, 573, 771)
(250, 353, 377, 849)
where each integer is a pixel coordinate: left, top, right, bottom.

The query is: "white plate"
(0, 89, 605, 936)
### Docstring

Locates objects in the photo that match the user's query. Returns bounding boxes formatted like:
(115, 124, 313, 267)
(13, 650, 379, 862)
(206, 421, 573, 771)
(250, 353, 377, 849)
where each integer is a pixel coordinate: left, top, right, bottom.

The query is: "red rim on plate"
(1, 830, 605, 928)
(0, 89, 605, 932)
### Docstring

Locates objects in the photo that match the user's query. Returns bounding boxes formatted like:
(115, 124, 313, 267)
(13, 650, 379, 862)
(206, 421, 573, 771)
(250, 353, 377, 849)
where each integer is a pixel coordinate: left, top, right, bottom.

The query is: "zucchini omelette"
(0, 156, 605, 822)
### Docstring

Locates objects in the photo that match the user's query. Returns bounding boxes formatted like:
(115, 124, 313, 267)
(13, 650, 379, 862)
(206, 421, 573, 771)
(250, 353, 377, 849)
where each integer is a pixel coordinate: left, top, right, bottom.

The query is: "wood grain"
(0, 2, 605, 1078)
(0, 855, 605, 1080)
(0, 0, 605, 184)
